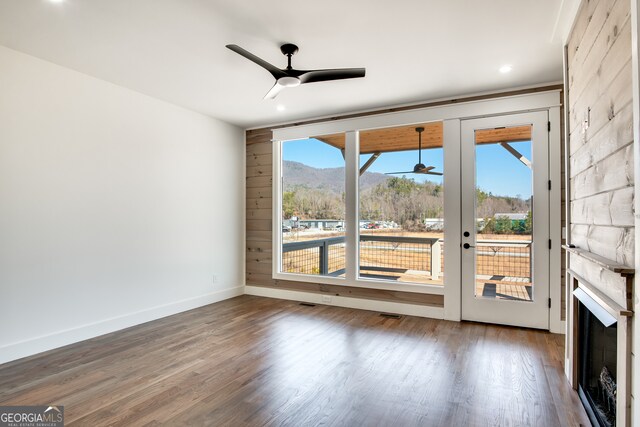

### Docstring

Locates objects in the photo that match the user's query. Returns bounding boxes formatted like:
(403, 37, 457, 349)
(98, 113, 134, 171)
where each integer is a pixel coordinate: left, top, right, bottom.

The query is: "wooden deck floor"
(476, 280, 533, 301)
(360, 269, 533, 301)
(0, 295, 588, 426)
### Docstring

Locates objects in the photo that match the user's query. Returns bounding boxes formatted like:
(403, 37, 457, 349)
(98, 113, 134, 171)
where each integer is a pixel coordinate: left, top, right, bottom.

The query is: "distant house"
(424, 218, 444, 231)
(494, 213, 528, 221)
(493, 213, 530, 233)
(292, 219, 344, 230)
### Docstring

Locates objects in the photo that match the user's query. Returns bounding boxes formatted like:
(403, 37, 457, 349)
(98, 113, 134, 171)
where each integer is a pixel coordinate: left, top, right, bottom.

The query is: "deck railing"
(475, 240, 532, 279)
(282, 235, 442, 279)
(282, 235, 532, 282)
(282, 236, 346, 275)
(359, 235, 442, 280)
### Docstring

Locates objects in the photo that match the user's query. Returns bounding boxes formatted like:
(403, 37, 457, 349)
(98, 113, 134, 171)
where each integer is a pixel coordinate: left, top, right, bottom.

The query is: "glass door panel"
(474, 126, 533, 301)
(461, 112, 549, 329)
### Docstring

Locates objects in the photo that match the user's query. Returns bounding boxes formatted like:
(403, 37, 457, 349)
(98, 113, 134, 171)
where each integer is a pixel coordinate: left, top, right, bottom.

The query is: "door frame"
(441, 106, 561, 332)
(459, 111, 549, 329)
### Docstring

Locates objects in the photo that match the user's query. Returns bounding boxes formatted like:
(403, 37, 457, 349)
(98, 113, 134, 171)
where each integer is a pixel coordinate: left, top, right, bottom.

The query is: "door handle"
(463, 243, 475, 249)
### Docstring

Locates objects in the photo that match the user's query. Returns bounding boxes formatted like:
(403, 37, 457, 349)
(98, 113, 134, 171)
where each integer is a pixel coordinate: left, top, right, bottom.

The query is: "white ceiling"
(0, 0, 570, 129)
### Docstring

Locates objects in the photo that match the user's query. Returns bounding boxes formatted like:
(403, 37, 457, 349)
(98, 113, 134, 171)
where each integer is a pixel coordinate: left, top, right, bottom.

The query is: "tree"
(282, 191, 296, 219)
(390, 176, 420, 193)
(511, 219, 526, 234)
(282, 177, 530, 231)
(494, 215, 512, 234)
(524, 210, 533, 235)
(476, 188, 489, 206)
(481, 218, 495, 234)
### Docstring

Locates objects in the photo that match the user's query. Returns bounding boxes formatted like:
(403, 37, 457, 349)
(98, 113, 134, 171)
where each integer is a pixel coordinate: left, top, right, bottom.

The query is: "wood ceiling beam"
(499, 142, 531, 169)
(313, 123, 532, 154)
(359, 152, 381, 176)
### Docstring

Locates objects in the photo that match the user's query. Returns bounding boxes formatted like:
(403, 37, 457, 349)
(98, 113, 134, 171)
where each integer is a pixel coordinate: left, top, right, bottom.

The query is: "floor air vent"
(380, 313, 402, 319)
(299, 302, 317, 307)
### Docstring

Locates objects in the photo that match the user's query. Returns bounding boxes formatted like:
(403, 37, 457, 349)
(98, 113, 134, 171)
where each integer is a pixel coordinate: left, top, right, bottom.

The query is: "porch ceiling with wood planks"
(314, 123, 532, 154)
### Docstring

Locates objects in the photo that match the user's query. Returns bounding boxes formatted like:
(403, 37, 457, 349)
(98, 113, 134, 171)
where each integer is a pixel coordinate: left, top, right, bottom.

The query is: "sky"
(283, 137, 532, 199)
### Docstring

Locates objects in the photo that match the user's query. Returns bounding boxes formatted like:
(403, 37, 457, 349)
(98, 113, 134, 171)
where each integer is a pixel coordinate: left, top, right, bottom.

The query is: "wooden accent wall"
(566, 0, 634, 305)
(246, 85, 564, 312)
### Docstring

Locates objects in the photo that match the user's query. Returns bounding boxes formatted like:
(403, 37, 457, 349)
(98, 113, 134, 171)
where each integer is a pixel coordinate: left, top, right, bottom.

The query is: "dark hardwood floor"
(0, 295, 589, 426)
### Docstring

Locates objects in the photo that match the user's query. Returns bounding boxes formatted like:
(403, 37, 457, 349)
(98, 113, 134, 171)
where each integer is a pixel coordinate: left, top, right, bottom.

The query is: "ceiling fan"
(226, 43, 366, 99)
(386, 127, 443, 176)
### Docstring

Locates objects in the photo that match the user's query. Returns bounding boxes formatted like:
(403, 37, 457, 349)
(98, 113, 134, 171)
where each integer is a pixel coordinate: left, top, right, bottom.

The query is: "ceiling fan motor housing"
(280, 43, 299, 56)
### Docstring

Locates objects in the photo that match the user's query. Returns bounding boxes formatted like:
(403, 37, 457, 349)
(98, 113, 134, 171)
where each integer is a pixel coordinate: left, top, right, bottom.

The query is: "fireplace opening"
(578, 300, 617, 427)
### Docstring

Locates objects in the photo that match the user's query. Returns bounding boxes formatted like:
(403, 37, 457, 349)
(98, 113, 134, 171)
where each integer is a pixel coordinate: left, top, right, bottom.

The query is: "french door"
(460, 112, 550, 329)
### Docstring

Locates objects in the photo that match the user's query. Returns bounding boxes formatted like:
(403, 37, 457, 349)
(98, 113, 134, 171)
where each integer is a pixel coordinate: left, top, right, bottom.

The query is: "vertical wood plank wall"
(566, 0, 634, 297)
(246, 86, 564, 314)
(565, 0, 635, 407)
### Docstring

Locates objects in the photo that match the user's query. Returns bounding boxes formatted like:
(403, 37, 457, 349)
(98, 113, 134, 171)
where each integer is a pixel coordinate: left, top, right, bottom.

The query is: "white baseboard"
(244, 285, 445, 319)
(0, 285, 244, 365)
(565, 357, 572, 381)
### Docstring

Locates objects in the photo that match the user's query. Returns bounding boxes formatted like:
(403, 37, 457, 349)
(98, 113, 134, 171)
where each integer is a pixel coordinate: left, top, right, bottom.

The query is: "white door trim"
(443, 119, 462, 321)
(460, 111, 550, 329)
(548, 105, 564, 334)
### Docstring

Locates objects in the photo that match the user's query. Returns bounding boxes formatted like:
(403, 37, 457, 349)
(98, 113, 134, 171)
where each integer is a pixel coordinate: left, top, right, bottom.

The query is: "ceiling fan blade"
(424, 171, 443, 176)
(299, 68, 366, 84)
(226, 44, 286, 79)
(385, 171, 414, 175)
(264, 82, 286, 100)
(415, 166, 435, 173)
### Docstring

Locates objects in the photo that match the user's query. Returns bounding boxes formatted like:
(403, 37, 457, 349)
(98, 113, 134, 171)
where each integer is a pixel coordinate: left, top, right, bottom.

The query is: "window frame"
(273, 131, 445, 295)
(271, 91, 560, 297)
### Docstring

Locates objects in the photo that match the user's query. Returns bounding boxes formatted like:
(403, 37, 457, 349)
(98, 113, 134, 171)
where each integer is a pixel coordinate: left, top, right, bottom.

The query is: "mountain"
(283, 160, 390, 194)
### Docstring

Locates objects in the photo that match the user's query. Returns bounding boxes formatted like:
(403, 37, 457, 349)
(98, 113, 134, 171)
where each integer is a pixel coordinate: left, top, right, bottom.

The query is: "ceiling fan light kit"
(277, 76, 301, 87)
(226, 43, 366, 99)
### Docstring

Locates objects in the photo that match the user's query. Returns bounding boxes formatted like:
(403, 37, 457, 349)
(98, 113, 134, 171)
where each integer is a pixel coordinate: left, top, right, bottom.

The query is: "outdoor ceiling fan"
(386, 127, 443, 176)
(225, 43, 366, 99)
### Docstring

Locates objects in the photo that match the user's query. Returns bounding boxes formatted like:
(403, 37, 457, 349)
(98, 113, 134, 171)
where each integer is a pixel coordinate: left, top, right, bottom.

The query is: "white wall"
(0, 45, 245, 364)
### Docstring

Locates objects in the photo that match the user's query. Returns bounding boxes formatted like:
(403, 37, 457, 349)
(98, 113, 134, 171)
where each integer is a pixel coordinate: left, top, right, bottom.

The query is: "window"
(274, 124, 445, 294)
(280, 136, 346, 279)
(358, 123, 444, 285)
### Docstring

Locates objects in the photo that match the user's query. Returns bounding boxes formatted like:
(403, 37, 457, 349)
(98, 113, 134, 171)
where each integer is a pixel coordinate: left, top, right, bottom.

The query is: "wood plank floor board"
(0, 295, 589, 426)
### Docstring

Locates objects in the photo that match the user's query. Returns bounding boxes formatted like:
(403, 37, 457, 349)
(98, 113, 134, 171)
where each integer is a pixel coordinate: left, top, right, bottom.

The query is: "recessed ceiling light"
(276, 105, 286, 112)
(499, 65, 513, 74)
(48, 0, 65, 3)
